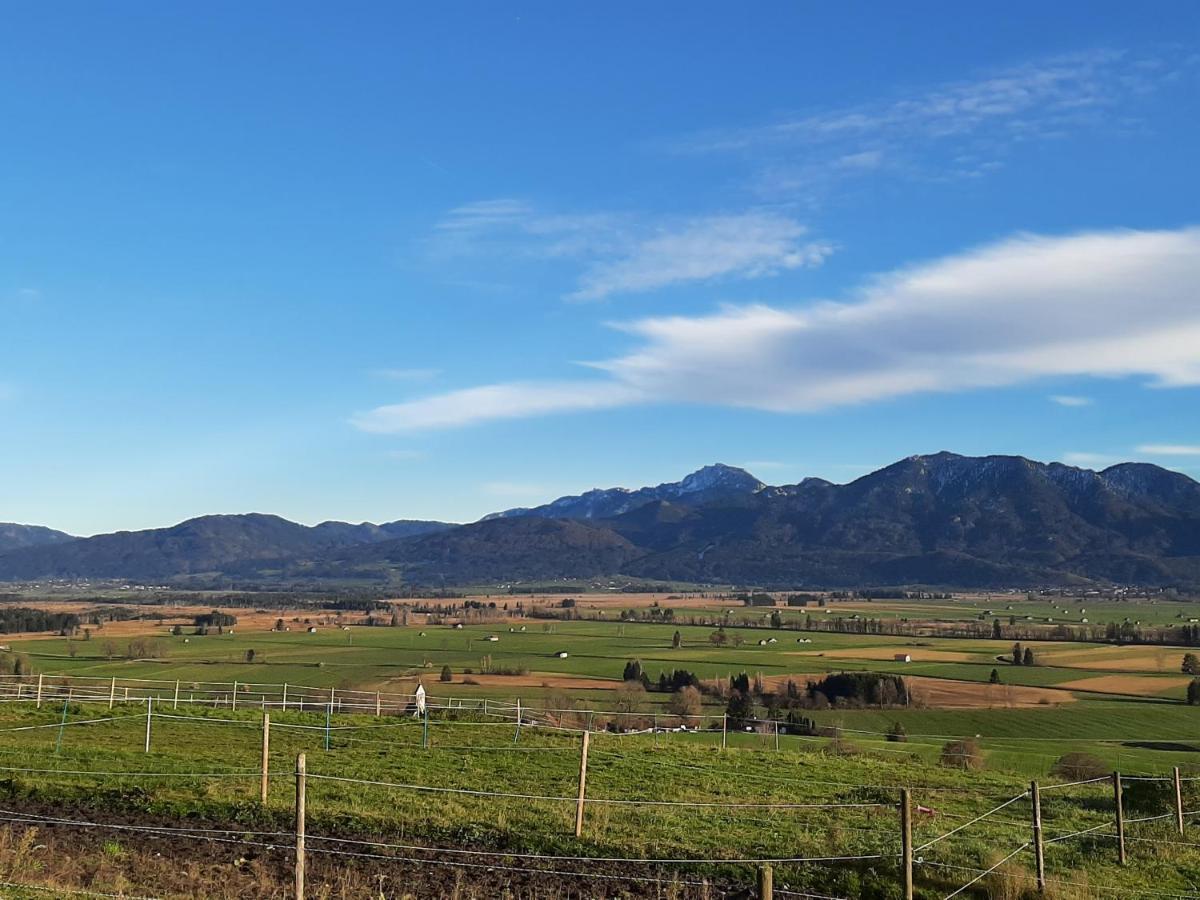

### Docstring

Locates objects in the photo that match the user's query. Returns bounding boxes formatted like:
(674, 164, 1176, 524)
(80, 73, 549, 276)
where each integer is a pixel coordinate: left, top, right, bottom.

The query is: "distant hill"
(0, 523, 76, 554)
(0, 514, 452, 582)
(484, 463, 766, 520)
(2, 454, 1198, 589)
(355, 453, 1200, 589)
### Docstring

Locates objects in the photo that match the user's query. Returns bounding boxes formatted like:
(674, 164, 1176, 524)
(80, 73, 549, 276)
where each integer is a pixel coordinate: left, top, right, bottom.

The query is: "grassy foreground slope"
(0, 702, 1194, 897)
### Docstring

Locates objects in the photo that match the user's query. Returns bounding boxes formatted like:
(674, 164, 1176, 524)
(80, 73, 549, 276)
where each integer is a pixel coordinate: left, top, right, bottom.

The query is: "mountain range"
(2, 453, 1199, 589)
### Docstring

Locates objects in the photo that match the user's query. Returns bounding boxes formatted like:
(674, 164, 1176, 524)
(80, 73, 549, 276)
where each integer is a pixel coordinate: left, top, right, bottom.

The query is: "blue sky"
(3, 2, 1200, 535)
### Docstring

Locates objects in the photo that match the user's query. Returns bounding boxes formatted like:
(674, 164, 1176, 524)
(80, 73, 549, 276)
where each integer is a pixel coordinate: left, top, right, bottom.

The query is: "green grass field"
(0, 699, 1195, 898)
(0, 605, 1198, 895)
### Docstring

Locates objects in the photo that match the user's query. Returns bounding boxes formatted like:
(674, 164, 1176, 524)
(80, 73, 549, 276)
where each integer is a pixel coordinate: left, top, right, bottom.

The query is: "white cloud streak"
(429, 202, 830, 301)
(1136, 444, 1200, 456)
(352, 381, 642, 432)
(373, 368, 441, 381)
(355, 227, 1200, 432)
(1049, 395, 1094, 407)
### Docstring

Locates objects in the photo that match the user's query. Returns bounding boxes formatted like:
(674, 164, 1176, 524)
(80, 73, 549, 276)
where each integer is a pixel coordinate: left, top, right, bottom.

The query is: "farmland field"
(0, 592, 1198, 896)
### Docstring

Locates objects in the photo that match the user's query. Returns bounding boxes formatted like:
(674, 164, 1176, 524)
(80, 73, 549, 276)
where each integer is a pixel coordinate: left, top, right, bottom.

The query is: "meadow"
(0, 593, 1196, 896)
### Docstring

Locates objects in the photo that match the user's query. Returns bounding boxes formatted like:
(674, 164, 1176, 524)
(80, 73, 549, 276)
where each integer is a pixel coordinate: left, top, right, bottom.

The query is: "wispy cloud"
(1136, 444, 1200, 456)
(428, 202, 830, 301)
(373, 368, 441, 382)
(667, 49, 1189, 196)
(1049, 394, 1094, 407)
(354, 227, 1200, 431)
(353, 381, 641, 432)
(569, 213, 832, 302)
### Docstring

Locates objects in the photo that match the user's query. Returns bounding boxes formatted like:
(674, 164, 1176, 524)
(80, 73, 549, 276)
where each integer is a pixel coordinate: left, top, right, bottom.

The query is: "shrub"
(885, 721, 908, 743)
(940, 738, 983, 770)
(667, 685, 702, 721)
(439, 665, 453, 683)
(1051, 751, 1107, 781)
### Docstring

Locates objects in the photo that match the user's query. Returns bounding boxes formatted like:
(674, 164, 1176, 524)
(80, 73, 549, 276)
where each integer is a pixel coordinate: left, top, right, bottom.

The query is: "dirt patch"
(1053, 674, 1190, 696)
(1037, 647, 1187, 673)
(454, 673, 619, 690)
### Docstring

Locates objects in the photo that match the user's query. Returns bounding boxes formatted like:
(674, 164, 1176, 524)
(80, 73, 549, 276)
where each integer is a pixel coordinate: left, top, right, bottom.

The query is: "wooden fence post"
(232, 681, 238, 711)
(513, 698, 522, 743)
(173, 680, 180, 710)
(282, 683, 288, 711)
(261, 713, 271, 804)
(294, 753, 306, 900)
(1113, 771, 1126, 865)
(1174, 767, 1185, 837)
(422, 701, 429, 749)
(375, 692, 381, 717)
(574, 730, 590, 838)
(900, 788, 913, 900)
(109, 677, 116, 710)
(721, 713, 727, 750)
(35, 674, 43, 709)
(774, 719, 780, 752)
(757, 863, 773, 899)
(144, 697, 153, 753)
(1031, 780, 1045, 893)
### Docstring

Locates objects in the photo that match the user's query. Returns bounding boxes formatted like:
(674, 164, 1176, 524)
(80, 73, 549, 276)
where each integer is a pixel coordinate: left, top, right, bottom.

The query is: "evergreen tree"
(671, 630, 682, 649)
(1023, 647, 1035, 666)
(1182, 653, 1200, 676)
(989, 668, 1001, 684)
(1188, 678, 1200, 706)
(1011, 642, 1023, 665)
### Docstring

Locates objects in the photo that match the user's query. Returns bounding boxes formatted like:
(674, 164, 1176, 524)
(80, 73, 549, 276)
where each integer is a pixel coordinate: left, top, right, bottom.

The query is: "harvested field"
(1036, 646, 1186, 672)
(1054, 673, 1191, 696)
(758, 674, 1074, 709)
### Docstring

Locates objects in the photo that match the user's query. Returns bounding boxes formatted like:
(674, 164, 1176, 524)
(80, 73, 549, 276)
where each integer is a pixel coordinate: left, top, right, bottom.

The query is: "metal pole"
(173, 680, 180, 710)
(55, 696, 69, 754)
(513, 698, 522, 743)
(1031, 780, 1045, 893)
(774, 718, 780, 751)
(375, 692, 381, 717)
(1174, 767, 1186, 837)
(109, 677, 116, 710)
(36, 674, 43, 709)
(294, 753, 306, 900)
(722, 713, 727, 750)
(324, 703, 331, 752)
(1113, 771, 1126, 865)
(144, 697, 153, 753)
(261, 713, 271, 804)
(282, 683, 288, 711)
(574, 731, 590, 837)
(422, 701, 429, 749)
(232, 681, 238, 711)
(900, 788, 913, 900)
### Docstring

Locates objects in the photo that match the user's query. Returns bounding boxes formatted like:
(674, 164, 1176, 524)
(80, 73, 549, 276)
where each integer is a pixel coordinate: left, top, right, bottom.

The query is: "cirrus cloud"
(355, 226, 1200, 432)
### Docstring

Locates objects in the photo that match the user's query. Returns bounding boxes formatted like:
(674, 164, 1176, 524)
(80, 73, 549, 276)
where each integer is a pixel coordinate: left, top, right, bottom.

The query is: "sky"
(2, 2, 1200, 536)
